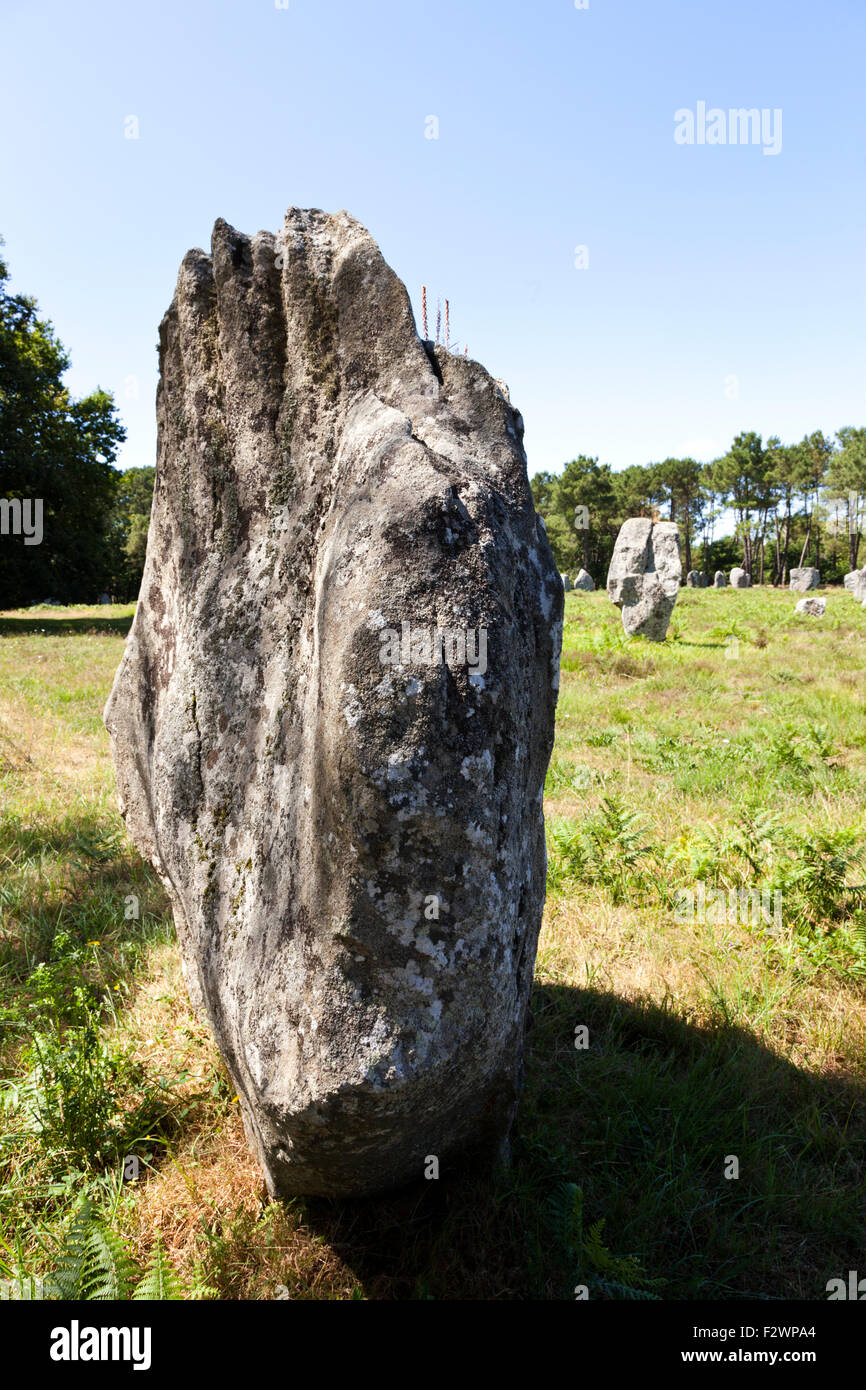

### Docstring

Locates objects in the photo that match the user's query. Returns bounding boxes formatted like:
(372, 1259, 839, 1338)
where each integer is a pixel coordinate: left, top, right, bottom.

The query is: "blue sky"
(2, 0, 864, 481)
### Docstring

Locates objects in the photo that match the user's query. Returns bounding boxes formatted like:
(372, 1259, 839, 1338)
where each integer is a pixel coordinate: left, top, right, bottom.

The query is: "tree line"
(0, 243, 153, 607)
(531, 430, 866, 585)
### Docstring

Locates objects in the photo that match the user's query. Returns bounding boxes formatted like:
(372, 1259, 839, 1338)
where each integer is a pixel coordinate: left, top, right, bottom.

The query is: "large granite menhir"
(607, 518, 681, 640)
(104, 209, 562, 1197)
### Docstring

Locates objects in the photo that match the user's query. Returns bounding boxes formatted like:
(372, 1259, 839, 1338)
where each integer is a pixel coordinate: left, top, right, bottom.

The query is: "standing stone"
(843, 567, 866, 602)
(103, 209, 562, 1199)
(573, 568, 595, 591)
(713, 571, 728, 588)
(729, 568, 751, 589)
(795, 596, 826, 617)
(789, 567, 820, 592)
(98, 592, 111, 605)
(686, 570, 707, 588)
(561, 572, 573, 591)
(606, 518, 681, 640)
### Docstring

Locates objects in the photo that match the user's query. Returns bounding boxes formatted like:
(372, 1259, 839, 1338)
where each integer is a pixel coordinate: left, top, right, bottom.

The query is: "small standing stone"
(686, 570, 707, 588)
(573, 568, 595, 591)
(729, 568, 751, 589)
(713, 571, 728, 588)
(843, 567, 866, 602)
(789, 567, 820, 592)
(561, 572, 573, 592)
(606, 518, 681, 640)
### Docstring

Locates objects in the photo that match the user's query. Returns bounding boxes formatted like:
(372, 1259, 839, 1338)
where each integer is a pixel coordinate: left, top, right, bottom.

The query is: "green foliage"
(0, 920, 189, 1172)
(132, 1237, 185, 1301)
(547, 1183, 664, 1299)
(48, 1202, 136, 1299)
(544, 757, 593, 796)
(105, 467, 155, 600)
(12, 1021, 134, 1169)
(46, 1202, 195, 1300)
(548, 797, 656, 903)
(0, 241, 126, 606)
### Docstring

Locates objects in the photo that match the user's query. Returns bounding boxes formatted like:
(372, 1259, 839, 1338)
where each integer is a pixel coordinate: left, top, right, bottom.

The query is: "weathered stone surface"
(103, 208, 562, 1199)
(606, 518, 681, 640)
(789, 567, 820, 592)
(729, 568, 751, 588)
(713, 570, 728, 588)
(686, 570, 707, 588)
(795, 596, 826, 617)
(561, 572, 573, 591)
(844, 567, 866, 602)
(573, 568, 595, 591)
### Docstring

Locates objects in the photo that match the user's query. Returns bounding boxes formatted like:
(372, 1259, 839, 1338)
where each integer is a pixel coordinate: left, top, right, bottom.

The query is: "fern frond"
(46, 1202, 136, 1300)
(547, 1181, 583, 1251)
(80, 1224, 136, 1300)
(132, 1239, 184, 1301)
(582, 1213, 666, 1291)
(46, 1200, 94, 1299)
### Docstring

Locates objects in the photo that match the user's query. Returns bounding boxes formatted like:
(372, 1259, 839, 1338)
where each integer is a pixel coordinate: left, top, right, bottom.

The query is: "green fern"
(547, 1183, 664, 1300)
(547, 1181, 584, 1251)
(47, 1200, 96, 1299)
(80, 1224, 136, 1300)
(47, 1203, 194, 1301)
(132, 1238, 184, 1301)
(583, 1217, 665, 1294)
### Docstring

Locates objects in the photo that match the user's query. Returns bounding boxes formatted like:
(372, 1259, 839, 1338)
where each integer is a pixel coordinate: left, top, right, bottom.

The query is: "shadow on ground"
(288, 983, 866, 1300)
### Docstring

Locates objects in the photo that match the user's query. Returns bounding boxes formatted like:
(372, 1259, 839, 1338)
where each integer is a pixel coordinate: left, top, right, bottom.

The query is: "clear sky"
(2, 0, 864, 481)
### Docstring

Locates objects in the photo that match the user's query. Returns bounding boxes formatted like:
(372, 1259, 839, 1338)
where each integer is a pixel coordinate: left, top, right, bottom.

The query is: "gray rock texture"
(573, 568, 595, 591)
(795, 596, 826, 617)
(561, 572, 573, 591)
(103, 208, 562, 1198)
(686, 570, 707, 588)
(606, 518, 681, 640)
(844, 567, 866, 602)
(729, 568, 751, 589)
(713, 571, 728, 588)
(789, 567, 820, 592)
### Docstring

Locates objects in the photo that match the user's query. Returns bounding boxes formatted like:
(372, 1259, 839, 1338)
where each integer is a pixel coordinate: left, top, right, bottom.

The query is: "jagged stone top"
(154, 208, 528, 535)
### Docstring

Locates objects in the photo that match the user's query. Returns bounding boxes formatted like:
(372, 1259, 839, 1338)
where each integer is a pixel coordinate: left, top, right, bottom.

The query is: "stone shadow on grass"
(292, 982, 866, 1300)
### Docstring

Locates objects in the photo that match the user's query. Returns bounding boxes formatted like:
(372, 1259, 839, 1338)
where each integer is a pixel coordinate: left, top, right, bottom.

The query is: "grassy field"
(1, 587, 865, 1300)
